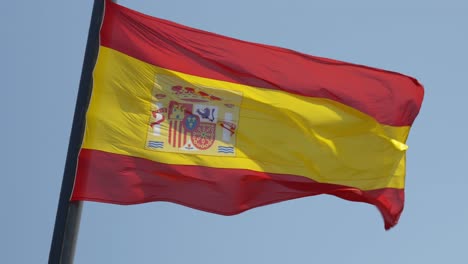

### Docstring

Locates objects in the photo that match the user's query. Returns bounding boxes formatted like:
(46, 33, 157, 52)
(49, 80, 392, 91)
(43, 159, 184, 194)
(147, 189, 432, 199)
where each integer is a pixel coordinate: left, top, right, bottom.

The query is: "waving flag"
(71, 0, 424, 229)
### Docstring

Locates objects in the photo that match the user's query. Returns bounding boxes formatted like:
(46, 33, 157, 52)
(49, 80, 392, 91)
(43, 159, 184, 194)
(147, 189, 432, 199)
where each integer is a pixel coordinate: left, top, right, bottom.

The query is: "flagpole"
(48, 0, 106, 263)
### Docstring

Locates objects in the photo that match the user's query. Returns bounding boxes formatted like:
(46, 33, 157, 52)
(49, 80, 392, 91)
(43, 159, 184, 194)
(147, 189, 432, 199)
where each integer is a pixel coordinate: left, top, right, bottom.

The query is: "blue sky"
(2, 0, 467, 263)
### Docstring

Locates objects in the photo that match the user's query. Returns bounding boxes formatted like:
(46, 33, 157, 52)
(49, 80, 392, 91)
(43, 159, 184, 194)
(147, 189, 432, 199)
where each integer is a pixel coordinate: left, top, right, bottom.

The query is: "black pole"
(48, 0, 105, 263)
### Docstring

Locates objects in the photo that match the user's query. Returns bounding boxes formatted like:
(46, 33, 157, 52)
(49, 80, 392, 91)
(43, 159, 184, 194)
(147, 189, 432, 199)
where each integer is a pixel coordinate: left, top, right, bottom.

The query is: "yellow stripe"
(83, 46, 410, 190)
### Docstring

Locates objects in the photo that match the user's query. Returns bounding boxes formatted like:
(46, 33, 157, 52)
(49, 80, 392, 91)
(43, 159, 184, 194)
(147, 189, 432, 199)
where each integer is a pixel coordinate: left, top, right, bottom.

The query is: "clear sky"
(2, 0, 467, 263)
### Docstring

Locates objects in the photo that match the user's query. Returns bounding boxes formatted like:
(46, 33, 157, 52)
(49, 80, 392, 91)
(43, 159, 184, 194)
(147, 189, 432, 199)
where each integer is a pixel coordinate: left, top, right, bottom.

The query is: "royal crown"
(170, 85, 222, 103)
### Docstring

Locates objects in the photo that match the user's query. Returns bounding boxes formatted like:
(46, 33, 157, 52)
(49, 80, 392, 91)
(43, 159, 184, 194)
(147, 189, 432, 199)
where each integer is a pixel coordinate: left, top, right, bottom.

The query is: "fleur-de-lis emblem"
(183, 114, 200, 131)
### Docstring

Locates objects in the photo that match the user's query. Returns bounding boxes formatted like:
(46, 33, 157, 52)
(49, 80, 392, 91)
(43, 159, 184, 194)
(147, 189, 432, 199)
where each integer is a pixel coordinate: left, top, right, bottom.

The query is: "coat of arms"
(146, 74, 242, 156)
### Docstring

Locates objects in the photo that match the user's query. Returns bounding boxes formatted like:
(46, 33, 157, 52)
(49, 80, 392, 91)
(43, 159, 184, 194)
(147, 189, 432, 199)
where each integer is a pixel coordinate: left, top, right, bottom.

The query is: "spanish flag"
(71, 0, 424, 230)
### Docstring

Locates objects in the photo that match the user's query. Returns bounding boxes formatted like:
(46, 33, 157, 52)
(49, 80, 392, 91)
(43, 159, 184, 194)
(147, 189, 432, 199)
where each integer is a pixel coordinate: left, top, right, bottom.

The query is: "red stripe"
(168, 120, 173, 144)
(178, 123, 182, 148)
(172, 121, 178, 147)
(101, 1, 423, 126)
(72, 149, 404, 230)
